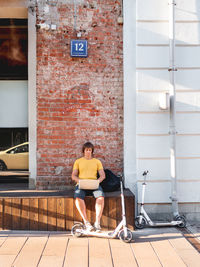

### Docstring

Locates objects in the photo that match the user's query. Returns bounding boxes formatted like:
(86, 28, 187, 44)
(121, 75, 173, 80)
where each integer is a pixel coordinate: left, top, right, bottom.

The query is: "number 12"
(75, 43, 84, 51)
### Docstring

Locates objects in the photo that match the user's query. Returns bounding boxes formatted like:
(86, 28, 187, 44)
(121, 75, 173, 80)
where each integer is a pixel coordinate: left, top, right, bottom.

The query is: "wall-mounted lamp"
(159, 92, 169, 110)
(36, 23, 57, 31)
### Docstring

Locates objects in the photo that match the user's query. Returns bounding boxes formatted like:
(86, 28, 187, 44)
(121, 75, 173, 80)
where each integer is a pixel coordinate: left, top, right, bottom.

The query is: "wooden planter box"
(0, 189, 135, 231)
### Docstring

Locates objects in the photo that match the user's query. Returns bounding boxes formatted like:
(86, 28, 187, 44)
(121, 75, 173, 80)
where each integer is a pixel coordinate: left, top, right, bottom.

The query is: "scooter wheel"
(71, 223, 84, 237)
(118, 229, 133, 243)
(176, 216, 186, 228)
(135, 217, 146, 229)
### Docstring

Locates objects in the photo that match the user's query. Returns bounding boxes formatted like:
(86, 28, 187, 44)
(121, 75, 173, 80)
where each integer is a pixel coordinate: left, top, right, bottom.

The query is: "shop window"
(0, 18, 28, 80)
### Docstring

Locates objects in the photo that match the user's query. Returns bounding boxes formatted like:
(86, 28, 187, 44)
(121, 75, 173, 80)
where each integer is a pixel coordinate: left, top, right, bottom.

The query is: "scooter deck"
(77, 229, 116, 238)
(149, 220, 183, 226)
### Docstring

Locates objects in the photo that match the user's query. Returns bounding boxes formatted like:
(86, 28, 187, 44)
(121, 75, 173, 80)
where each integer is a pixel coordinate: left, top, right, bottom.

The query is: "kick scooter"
(71, 176, 133, 243)
(135, 171, 186, 229)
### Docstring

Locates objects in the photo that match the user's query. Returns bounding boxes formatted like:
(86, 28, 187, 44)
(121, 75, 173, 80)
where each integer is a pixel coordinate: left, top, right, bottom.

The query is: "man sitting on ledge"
(71, 142, 105, 231)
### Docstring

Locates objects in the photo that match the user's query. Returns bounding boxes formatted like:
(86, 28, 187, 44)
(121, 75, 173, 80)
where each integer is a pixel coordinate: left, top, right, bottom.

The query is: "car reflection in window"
(0, 142, 29, 171)
(8, 145, 28, 154)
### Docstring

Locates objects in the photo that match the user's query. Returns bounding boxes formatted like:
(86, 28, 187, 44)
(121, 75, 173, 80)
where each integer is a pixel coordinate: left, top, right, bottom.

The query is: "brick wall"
(36, 0, 123, 189)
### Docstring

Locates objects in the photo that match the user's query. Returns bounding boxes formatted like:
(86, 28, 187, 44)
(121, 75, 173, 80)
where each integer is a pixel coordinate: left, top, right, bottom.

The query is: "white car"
(0, 142, 29, 171)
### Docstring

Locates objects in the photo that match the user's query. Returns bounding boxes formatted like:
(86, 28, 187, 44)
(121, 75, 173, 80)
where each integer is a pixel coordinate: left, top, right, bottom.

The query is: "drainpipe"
(168, 0, 179, 218)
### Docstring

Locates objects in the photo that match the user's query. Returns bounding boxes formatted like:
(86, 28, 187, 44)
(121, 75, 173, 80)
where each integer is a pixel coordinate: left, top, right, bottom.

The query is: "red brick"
(36, 0, 123, 189)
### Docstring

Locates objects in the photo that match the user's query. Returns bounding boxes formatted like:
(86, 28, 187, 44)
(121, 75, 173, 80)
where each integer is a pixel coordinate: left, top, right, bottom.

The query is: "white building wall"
(123, 0, 137, 196)
(124, 0, 200, 219)
(28, 6, 37, 189)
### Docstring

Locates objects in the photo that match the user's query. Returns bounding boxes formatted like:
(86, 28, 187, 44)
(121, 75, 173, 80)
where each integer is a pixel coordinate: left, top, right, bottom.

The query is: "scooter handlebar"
(142, 170, 149, 176)
(142, 171, 149, 183)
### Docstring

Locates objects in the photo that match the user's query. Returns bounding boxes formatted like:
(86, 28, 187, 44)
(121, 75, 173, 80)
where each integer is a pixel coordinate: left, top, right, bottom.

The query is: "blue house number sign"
(70, 40, 88, 57)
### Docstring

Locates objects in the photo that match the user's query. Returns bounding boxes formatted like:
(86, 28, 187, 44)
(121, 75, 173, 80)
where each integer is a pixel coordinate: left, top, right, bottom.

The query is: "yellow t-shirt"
(73, 157, 103, 180)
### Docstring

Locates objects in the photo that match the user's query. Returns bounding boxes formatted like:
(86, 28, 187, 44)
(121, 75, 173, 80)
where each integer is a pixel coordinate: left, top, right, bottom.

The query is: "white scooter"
(71, 176, 133, 243)
(135, 171, 186, 229)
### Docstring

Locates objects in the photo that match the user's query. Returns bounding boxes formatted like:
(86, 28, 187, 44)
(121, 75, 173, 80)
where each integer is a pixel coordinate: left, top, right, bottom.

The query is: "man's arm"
(98, 169, 105, 183)
(72, 169, 79, 183)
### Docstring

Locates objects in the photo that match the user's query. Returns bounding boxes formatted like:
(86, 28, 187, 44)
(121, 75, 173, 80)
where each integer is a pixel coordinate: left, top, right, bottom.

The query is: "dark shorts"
(74, 185, 105, 200)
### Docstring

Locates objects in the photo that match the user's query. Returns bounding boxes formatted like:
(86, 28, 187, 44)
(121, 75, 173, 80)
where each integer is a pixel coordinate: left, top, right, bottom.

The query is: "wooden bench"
(0, 189, 135, 231)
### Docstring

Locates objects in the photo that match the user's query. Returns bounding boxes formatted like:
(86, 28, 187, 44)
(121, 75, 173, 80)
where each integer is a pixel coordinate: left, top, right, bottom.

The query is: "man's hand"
(98, 169, 105, 183)
(72, 169, 79, 183)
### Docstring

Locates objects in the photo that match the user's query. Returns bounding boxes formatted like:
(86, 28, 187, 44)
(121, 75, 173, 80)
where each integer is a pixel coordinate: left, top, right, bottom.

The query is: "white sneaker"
(85, 221, 94, 231)
(94, 222, 101, 232)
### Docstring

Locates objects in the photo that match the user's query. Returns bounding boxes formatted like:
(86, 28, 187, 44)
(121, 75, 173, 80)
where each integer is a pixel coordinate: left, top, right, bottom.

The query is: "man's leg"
(75, 198, 88, 223)
(93, 186, 105, 230)
(75, 198, 94, 231)
(95, 196, 104, 224)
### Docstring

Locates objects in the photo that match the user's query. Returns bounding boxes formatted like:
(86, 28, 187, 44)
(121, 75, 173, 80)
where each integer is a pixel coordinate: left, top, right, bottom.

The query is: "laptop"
(79, 179, 99, 190)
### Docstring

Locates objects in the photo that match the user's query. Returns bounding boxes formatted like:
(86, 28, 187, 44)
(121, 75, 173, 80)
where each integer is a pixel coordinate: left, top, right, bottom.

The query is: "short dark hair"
(82, 142, 94, 153)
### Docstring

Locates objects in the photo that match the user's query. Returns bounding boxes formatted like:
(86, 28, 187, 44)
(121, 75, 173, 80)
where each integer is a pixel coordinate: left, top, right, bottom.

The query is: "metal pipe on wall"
(168, 0, 179, 218)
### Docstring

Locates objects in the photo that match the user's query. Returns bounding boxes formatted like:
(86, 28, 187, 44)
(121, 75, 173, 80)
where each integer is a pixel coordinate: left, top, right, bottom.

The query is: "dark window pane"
(0, 19, 28, 80)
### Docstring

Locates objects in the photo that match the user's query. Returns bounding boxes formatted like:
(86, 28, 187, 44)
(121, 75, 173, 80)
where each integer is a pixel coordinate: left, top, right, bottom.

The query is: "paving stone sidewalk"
(0, 225, 199, 267)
